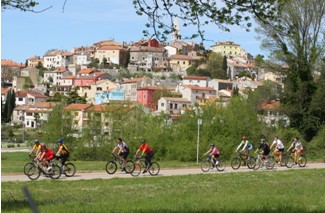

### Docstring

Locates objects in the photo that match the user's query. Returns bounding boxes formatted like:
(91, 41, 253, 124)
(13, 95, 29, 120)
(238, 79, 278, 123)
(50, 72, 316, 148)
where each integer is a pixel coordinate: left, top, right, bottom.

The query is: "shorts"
(263, 150, 270, 156)
(45, 155, 54, 161)
(213, 154, 220, 158)
(119, 151, 129, 159)
(296, 149, 304, 154)
(278, 148, 284, 153)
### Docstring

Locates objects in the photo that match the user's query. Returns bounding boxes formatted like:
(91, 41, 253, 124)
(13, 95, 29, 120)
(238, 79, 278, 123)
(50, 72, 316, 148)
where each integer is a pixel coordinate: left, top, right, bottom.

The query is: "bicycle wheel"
(125, 160, 135, 173)
(24, 162, 34, 175)
(201, 159, 212, 172)
(27, 165, 41, 180)
(247, 157, 256, 169)
(286, 156, 294, 168)
(64, 163, 76, 177)
(106, 161, 117, 174)
(131, 163, 141, 177)
(148, 162, 160, 176)
(216, 159, 226, 171)
(298, 155, 307, 167)
(253, 159, 262, 170)
(265, 156, 275, 169)
(280, 154, 287, 166)
(231, 157, 241, 170)
(49, 165, 62, 179)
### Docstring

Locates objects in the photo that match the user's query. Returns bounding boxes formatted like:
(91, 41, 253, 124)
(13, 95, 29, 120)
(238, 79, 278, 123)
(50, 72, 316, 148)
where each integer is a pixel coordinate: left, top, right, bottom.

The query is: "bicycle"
(52, 156, 76, 177)
(106, 153, 134, 174)
(253, 153, 275, 170)
(131, 156, 160, 176)
(286, 152, 307, 168)
(26, 158, 61, 180)
(269, 150, 287, 166)
(231, 151, 256, 170)
(201, 155, 226, 172)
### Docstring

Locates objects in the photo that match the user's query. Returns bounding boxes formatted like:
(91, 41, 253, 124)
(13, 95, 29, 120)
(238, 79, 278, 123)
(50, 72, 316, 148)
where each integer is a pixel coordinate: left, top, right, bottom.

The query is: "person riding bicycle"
(204, 144, 220, 167)
(135, 139, 154, 174)
(287, 137, 304, 163)
(36, 143, 55, 171)
(236, 136, 253, 160)
(270, 136, 285, 164)
(112, 138, 129, 172)
(55, 138, 70, 169)
(254, 139, 270, 162)
(29, 139, 41, 156)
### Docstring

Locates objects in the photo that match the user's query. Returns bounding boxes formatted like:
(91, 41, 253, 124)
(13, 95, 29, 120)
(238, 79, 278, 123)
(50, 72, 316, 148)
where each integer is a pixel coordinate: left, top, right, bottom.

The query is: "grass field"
(2, 169, 325, 213)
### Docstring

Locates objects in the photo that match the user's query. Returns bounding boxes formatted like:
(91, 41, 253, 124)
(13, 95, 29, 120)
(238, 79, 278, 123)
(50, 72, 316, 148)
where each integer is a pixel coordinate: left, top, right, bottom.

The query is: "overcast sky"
(1, 0, 269, 64)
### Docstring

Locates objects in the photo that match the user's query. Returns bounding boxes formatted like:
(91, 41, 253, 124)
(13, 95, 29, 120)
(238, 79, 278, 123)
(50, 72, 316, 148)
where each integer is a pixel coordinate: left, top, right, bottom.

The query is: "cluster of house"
(1, 34, 290, 132)
(1, 72, 289, 131)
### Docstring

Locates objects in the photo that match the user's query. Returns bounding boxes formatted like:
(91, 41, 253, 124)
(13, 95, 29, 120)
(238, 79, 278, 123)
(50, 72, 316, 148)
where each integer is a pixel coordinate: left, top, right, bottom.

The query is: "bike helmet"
(242, 136, 247, 140)
(57, 138, 63, 143)
(260, 139, 265, 143)
(210, 144, 215, 147)
(34, 139, 40, 144)
(141, 139, 145, 143)
(40, 143, 46, 148)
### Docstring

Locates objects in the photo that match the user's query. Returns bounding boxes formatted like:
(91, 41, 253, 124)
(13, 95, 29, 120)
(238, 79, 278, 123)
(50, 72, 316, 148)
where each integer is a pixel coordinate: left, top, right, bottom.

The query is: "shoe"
(142, 170, 147, 174)
(47, 167, 52, 171)
(121, 168, 126, 172)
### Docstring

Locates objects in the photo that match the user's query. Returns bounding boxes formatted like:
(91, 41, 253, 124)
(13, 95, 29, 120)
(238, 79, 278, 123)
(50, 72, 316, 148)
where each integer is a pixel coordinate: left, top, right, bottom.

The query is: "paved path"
(2, 163, 324, 182)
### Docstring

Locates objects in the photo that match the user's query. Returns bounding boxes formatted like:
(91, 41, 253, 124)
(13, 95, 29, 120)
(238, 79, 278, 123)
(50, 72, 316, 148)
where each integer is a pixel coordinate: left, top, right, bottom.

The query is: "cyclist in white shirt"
(270, 136, 285, 164)
(112, 138, 130, 172)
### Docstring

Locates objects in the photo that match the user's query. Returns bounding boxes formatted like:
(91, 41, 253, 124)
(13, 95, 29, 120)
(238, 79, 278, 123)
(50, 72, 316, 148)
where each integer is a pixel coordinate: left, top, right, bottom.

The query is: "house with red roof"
(258, 100, 290, 127)
(43, 50, 74, 69)
(94, 45, 128, 65)
(170, 54, 195, 72)
(157, 97, 191, 114)
(63, 103, 92, 131)
(120, 77, 155, 101)
(178, 85, 216, 105)
(1, 87, 12, 105)
(43, 67, 70, 86)
(15, 90, 48, 106)
(1, 59, 25, 82)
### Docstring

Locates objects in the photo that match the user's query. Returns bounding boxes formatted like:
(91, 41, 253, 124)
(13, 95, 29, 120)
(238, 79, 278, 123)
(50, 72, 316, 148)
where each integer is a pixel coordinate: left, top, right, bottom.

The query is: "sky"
(1, 0, 269, 64)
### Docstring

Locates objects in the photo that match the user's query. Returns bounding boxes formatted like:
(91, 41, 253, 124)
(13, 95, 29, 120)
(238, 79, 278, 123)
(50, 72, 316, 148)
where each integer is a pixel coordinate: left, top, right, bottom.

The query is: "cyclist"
(112, 138, 129, 172)
(37, 143, 55, 171)
(55, 138, 70, 170)
(135, 139, 154, 174)
(287, 137, 304, 163)
(29, 139, 41, 156)
(236, 136, 253, 160)
(254, 139, 270, 162)
(204, 144, 220, 167)
(270, 136, 285, 164)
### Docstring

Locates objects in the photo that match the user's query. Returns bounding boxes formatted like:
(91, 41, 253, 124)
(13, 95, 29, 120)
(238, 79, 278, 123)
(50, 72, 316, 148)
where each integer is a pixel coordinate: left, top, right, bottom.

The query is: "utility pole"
(197, 118, 202, 164)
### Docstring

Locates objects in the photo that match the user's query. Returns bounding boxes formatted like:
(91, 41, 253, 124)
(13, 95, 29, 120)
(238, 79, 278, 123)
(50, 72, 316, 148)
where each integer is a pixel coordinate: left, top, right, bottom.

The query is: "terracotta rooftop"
(170, 54, 195, 60)
(78, 68, 96, 74)
(1, 59, 24, 67)
(97, 45, 124, 50)
(183, 85, 216, 91)
(259, 100, 281, 110)
(1, 87, 11, 95)
(64, 103, 92, 111)
(120, 77, 144, 84)
(162, 97, 191, 102)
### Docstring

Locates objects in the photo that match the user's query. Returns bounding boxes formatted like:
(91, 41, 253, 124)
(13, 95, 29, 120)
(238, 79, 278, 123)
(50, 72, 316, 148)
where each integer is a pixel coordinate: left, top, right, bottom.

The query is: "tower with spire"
(170, 18, 180, 43)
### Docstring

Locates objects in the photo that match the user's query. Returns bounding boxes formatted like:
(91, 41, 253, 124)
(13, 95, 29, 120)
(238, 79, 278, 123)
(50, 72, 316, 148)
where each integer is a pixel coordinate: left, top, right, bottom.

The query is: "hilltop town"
(1, 36, 288, 138)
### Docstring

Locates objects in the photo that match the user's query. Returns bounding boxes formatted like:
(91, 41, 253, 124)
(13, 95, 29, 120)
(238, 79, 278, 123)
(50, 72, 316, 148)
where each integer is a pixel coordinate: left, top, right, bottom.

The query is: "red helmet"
(242, 136, 247, 140)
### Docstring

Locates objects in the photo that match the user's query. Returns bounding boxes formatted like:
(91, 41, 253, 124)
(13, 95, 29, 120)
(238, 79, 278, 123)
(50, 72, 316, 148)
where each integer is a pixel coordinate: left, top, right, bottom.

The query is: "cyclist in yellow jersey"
(55, 138, 70, 167)
(29, 139, 41, 156)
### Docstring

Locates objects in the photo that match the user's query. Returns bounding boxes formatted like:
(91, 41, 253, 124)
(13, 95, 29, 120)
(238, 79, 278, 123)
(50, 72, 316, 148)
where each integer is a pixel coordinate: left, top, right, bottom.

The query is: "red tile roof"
(64, 103, 92, 111)
(120, 77, 144, 84)
(259, 100, 281, 110)
(170, 54, 194, 60)
(1, 88, 11, 95)
(1, 60, 24, 67)
(78, 68, 96, 74)
(61, 75, 76, 79)
(97, 45, 124, 50)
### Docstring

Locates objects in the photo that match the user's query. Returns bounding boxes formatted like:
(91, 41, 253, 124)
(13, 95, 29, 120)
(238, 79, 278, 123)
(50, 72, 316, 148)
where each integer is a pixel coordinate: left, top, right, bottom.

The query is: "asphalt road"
(2, 163, 324, 182)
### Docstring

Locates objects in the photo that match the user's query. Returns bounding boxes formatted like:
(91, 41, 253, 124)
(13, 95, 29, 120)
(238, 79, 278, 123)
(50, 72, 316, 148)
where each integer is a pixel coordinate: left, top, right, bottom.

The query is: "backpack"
(61, 144, 70, 156)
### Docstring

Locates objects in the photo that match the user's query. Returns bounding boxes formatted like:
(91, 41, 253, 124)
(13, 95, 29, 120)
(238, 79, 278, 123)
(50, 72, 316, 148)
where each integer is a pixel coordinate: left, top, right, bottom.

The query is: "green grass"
(1, 152, 199, 174)
(2, 169, 325, 212)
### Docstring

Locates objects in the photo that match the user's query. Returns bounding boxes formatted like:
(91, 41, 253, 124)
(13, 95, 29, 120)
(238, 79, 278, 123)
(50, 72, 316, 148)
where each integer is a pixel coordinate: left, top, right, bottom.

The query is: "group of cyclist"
(112, 138, 155, 174)
(204, 135, 304, 167)
(29, 138, 70, 172)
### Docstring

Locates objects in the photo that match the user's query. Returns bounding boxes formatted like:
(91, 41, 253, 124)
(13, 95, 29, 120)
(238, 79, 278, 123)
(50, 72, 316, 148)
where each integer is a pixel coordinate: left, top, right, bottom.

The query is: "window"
(170, 103, 173, 109)
(175, 103, 178, 109)
(18, 97, 23, 101)
(161, 103, 165, 107)
(74, 120, 78, 125)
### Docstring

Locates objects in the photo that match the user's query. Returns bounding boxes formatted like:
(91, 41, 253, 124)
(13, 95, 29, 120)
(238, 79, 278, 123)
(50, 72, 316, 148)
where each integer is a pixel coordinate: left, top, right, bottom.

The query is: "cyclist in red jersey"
(37, 143, 55, 171)
(135, 139, 154, 174)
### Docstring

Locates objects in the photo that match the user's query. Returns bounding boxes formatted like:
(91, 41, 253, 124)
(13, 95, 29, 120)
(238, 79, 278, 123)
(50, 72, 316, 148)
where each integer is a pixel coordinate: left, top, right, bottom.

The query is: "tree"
(88, 58, 100, 68)
(206, 52, 227, 79)
(222, 56, 228, 73)
(256, 0, 325, 141)
(2, 0, 287, 42)
(35, 61, 46, 77)
(2, 89, 15, 123)
(66, 87, 87, 104)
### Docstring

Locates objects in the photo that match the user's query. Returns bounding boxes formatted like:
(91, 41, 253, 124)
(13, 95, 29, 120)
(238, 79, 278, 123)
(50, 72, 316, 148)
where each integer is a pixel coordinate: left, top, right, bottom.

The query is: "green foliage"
(22, 77, 33, 89)
(307, 125, 325, 159)
(66, 87, 87, 104)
